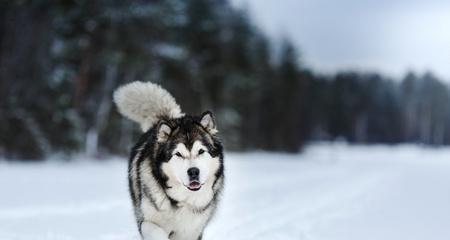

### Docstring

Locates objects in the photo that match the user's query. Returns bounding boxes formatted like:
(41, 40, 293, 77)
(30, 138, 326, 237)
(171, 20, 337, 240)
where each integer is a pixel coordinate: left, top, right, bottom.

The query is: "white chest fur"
(141, 199, 213, 240)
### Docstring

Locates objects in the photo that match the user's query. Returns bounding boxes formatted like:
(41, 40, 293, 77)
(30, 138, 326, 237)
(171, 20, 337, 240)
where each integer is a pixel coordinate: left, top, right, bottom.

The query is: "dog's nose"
(187, 167, 200, 179)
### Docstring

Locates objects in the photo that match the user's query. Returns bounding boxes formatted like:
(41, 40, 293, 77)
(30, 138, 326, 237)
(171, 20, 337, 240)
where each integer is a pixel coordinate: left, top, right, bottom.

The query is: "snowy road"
(1, 144, 450, 240)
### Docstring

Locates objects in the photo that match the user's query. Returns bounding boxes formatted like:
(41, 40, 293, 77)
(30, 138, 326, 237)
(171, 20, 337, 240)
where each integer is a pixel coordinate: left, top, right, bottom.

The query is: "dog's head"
(152, 111, 223, 194)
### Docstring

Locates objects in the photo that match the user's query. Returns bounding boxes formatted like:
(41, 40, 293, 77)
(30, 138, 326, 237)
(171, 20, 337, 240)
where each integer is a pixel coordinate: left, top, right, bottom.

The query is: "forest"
(1, 0, 450, 159)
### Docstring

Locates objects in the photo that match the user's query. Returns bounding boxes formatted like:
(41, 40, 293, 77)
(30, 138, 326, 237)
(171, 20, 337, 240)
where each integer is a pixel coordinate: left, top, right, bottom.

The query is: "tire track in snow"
(206, 161, 392, 240)
(0, 200, 130, 220)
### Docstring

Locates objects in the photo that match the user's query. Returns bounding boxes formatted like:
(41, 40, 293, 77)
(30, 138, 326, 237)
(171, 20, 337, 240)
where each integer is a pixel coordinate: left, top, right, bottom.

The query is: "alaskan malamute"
(113, 81, 224, 240)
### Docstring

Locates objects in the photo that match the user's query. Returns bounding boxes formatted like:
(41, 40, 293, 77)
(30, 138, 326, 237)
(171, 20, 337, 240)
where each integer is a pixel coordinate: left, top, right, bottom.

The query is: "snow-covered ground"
(1, 143, 450, 240)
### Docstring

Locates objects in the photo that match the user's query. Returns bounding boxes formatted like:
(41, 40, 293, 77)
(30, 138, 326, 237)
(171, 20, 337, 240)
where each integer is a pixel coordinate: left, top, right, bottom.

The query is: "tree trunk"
(85, 63, 118, 157)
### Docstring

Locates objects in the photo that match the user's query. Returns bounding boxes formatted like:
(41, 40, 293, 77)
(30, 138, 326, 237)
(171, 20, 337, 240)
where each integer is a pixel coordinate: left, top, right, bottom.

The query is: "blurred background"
(2, 1, 450, 239)
(2, 0, 450, 160)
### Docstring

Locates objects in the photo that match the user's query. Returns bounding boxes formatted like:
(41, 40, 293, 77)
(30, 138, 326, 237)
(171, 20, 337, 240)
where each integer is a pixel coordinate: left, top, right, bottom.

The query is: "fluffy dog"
(113, 81, 224, 240)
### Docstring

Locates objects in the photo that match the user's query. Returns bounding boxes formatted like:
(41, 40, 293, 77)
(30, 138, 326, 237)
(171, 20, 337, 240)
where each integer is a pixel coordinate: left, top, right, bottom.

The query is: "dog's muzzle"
(186, 167, 201, 191)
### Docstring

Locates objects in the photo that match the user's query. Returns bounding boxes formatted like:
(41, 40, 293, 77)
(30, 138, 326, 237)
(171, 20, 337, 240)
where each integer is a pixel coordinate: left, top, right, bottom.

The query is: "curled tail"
(113, 81, 184, 131)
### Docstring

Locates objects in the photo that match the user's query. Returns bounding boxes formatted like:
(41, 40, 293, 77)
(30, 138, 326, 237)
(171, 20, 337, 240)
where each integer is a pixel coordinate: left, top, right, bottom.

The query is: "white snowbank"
(1, 143, 450, 240)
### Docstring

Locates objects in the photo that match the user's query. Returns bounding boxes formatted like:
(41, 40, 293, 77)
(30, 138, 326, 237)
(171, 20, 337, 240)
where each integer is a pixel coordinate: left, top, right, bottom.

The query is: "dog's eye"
(198, 149, 205, 155)
(175, 152, 183, 158)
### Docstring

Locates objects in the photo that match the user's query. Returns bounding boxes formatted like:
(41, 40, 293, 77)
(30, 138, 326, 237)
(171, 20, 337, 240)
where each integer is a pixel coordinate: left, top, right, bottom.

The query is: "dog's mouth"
(185, 181, 202, 191)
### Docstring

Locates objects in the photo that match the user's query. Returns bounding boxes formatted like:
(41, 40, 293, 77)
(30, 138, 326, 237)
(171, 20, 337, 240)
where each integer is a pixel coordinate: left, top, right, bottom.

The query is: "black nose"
(187, 167, 200, 180)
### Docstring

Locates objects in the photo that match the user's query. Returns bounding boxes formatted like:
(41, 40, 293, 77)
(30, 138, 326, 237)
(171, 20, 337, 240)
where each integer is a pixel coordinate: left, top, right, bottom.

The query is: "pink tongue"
(189, 181, 200, 188)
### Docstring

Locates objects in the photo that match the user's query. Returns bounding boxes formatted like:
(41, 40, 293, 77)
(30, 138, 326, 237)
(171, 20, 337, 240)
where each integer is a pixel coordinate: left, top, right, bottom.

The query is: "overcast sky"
(231, 0, 450, 81)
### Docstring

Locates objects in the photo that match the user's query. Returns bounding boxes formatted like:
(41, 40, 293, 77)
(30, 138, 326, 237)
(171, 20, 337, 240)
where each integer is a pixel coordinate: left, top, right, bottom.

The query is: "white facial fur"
(162, 140, 220, 191)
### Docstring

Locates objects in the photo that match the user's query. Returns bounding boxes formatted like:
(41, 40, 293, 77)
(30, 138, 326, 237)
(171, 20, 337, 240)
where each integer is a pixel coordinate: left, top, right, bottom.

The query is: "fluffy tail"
(113, 81, 183, 132)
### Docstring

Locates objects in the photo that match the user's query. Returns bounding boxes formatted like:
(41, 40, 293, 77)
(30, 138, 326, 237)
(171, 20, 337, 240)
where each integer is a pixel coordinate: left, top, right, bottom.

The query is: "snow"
(1, 143, 450, 240)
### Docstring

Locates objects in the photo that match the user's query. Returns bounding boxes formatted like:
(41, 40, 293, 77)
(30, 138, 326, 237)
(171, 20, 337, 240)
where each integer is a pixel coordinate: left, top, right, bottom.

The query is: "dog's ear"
(156, 121, 172, 142)
(200, 111, 218, 134)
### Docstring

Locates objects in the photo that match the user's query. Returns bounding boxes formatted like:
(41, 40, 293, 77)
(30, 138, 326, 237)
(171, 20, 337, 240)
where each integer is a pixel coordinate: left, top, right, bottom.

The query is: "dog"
(113, 81, 224, 240)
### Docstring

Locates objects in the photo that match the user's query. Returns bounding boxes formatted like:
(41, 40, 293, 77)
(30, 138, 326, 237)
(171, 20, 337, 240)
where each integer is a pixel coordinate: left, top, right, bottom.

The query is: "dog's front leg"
(141, 221, 170, 240)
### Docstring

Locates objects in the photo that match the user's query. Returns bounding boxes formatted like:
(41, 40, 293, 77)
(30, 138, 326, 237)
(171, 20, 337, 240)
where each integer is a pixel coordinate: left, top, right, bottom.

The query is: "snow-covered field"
(1, 143, 450, 240)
